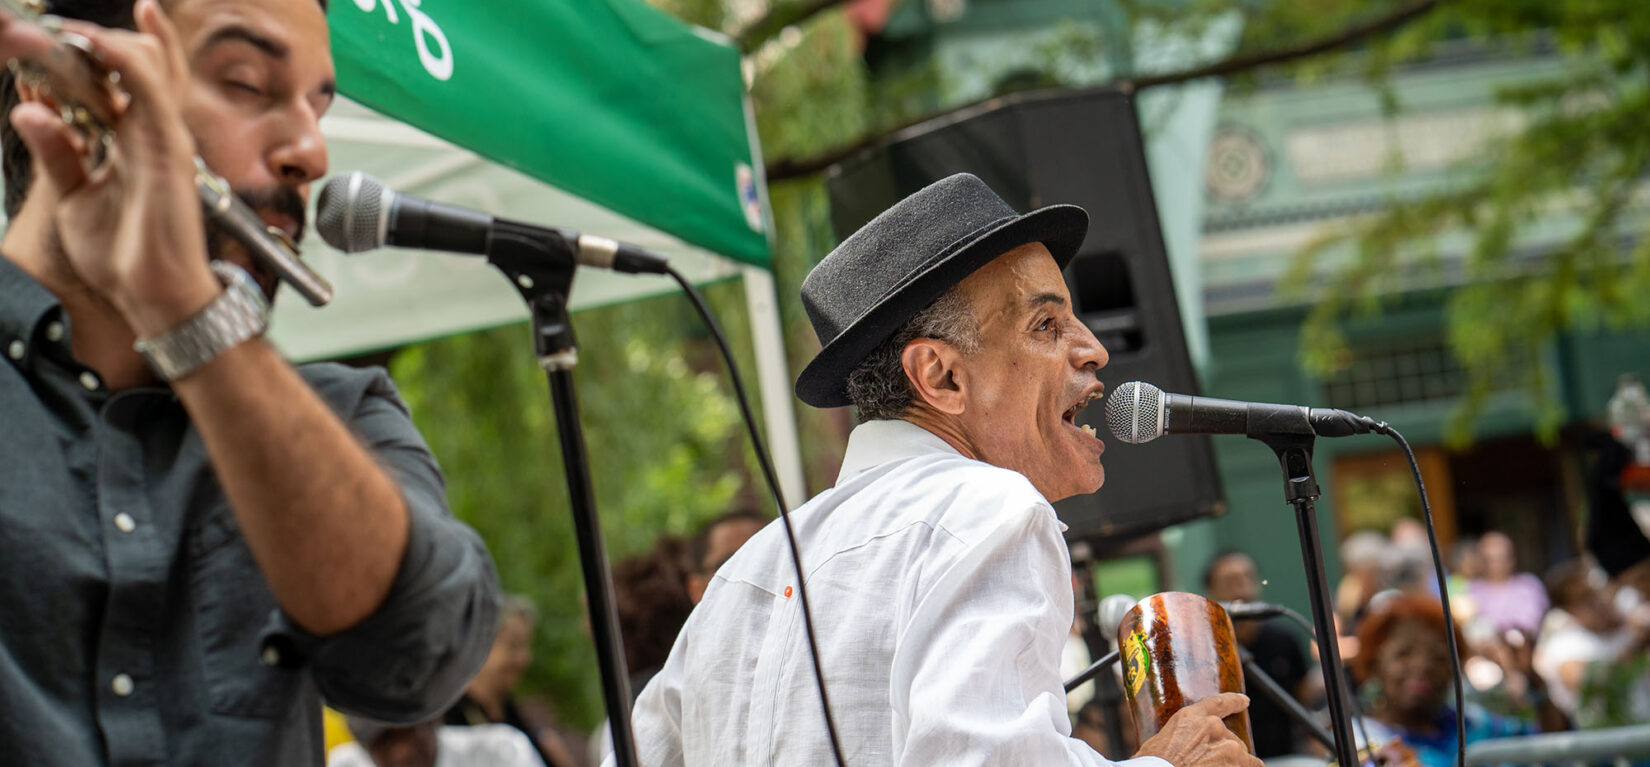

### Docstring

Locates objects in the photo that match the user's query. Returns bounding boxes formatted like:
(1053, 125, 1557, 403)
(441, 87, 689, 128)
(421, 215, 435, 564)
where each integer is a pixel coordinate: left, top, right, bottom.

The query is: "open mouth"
(1063, 385, 1105, 438)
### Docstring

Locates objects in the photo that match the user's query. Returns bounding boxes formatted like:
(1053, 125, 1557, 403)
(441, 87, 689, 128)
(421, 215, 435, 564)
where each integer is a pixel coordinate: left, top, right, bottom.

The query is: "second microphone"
(314, 171, 669, 275)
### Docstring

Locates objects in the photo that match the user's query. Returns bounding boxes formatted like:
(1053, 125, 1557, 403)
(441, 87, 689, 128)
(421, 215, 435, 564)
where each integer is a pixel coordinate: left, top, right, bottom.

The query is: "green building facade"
(858, 0, 1650, 617)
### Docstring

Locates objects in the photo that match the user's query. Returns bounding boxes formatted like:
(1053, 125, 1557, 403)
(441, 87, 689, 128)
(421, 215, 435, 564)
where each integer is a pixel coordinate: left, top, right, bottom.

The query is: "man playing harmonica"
(0, 0, 498, 763)
(624, 174, 1260, 766)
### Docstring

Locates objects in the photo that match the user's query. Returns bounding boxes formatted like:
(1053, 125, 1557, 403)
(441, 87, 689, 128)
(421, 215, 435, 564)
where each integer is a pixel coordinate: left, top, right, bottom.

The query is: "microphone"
(315, 171, 669, 275)
(1219, 600, 1288, 621)
(1097, 594, 1139, 639)
(1104, 381, 1379, 445)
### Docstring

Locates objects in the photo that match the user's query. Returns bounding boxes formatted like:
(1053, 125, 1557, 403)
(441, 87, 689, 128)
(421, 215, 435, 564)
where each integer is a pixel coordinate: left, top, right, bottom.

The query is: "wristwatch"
(134, 260, 270, 381)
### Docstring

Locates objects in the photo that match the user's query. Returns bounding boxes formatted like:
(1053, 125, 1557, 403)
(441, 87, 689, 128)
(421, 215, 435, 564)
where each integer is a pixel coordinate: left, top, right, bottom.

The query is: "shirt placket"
(93, 395, 169, 765)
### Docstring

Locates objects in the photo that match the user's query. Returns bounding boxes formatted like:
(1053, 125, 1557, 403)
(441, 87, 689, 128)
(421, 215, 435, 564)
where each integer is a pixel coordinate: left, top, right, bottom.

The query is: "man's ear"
(902, 338, 967, 416)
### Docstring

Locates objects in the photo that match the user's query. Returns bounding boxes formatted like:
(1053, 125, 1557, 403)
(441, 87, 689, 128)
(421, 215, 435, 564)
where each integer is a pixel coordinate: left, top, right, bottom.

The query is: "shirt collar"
(0, 254, 63, 371)
(836, 418, 964, 482)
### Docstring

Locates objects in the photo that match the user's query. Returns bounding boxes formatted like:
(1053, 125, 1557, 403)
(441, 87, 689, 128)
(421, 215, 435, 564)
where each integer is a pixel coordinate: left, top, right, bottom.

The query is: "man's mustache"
(234, 185, 309, 242)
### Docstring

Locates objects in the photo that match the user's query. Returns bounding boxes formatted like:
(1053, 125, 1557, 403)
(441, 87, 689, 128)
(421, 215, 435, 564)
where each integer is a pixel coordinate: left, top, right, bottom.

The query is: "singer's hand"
(1134, 692, 1263, 767)
(9, 0, 218, 337)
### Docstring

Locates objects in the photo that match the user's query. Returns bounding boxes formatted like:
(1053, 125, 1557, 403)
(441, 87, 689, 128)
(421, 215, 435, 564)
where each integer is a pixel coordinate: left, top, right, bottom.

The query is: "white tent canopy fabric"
(272, 96, 805, 506)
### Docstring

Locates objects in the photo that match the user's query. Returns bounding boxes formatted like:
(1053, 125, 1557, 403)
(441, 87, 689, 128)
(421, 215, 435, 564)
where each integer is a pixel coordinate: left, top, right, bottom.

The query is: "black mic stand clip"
(485, 229, 641, 767)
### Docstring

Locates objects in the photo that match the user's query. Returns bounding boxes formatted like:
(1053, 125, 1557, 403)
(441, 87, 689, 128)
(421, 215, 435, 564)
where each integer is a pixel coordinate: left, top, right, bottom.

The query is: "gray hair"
(844, 285, 981, 423)
(498, 593, 538, 626)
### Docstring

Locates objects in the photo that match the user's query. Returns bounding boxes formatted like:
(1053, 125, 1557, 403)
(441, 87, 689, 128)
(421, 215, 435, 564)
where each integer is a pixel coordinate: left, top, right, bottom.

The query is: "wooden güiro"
(1115, 591, 1254, 754)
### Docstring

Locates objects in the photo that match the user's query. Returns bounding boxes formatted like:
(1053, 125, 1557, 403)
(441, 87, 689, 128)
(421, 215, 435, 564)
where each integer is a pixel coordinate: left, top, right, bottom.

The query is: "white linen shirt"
(621, 419, 1170, 767)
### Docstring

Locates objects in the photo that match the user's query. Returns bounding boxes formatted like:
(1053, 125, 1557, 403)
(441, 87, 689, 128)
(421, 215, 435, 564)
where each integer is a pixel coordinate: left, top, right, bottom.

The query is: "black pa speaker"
(824, 87, 1225, 545)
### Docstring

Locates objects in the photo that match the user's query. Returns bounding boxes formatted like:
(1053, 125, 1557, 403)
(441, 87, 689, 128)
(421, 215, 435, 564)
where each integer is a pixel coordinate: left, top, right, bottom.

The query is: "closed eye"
(226, 80, 265, 97)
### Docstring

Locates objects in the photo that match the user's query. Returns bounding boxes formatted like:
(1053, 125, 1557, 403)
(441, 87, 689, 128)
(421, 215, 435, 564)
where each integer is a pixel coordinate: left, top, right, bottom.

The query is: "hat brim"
(796, 203, 1088, 409)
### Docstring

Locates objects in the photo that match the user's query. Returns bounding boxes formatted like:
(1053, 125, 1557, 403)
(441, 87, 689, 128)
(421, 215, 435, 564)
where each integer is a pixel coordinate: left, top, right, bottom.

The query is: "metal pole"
(545, 365, 637, 767)
(1290, 493, 1360, 767)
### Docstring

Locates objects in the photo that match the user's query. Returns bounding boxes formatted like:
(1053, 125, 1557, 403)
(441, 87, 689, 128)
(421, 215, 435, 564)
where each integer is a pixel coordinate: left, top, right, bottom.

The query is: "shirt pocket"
(187, 507, 301, 719)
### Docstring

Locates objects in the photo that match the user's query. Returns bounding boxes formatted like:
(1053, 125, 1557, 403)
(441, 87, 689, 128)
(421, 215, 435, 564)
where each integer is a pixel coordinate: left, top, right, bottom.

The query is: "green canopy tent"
(270, 0, 804, 503)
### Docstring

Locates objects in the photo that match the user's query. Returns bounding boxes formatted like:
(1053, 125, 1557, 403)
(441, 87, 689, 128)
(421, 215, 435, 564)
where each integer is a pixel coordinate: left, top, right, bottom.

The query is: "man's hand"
(9, 0, 218, 337)
(0, 5, 55, 60)
(1134, 692, 1262, 767)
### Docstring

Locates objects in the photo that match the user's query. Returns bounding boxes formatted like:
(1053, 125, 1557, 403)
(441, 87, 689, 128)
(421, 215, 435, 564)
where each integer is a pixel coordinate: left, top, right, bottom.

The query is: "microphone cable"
(665, 266, 849, 767)
(1368, 422, 1467, 767)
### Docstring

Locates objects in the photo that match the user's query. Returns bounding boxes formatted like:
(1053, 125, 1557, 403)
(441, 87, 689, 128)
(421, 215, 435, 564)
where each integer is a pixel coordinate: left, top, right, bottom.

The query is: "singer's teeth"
(1080, 424, 1096, 437)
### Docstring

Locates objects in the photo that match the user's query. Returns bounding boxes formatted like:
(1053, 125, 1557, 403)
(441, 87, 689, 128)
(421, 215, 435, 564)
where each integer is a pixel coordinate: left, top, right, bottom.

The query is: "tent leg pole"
(742, 266, 805, 508)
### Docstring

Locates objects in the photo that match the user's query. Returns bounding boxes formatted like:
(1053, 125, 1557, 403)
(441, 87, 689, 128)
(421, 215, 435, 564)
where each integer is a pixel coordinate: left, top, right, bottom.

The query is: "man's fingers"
(1185, 692, 1250, 719)
(10, 102, 89, 191)
(0, 11, 56, 61)
(132, 0, 187, 81)
(57, 16, 179, 119)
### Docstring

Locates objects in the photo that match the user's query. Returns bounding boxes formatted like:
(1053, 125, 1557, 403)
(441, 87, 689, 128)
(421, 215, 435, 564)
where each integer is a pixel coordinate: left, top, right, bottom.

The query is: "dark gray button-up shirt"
(0, 257, 500, 765)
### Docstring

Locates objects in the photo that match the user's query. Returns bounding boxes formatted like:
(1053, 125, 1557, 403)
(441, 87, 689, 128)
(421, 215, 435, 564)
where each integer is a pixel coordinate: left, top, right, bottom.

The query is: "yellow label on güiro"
(1122, 631, 1150, 698)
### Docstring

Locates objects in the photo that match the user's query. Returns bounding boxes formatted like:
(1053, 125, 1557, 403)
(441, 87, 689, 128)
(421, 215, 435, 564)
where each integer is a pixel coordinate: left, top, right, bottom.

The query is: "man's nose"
(1073, 321, 1109, 371)
(267, 101, 328, 187)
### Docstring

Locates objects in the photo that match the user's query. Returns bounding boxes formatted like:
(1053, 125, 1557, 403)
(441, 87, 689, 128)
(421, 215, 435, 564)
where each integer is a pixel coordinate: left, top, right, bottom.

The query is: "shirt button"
(6, 340, 22, 360)
(113, 513, 136, 533)
(45, 321, 64, 343)
(79, 371, 101, 391)
(111, 673, 134, 697)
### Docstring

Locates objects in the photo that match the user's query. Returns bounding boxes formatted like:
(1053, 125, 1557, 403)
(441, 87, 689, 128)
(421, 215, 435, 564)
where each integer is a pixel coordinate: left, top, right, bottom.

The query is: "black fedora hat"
(796, 173, 1088, 408)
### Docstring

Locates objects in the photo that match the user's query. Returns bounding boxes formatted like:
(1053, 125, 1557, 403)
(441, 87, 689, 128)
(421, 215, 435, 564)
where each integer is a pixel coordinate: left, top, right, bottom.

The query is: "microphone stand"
(1253, 433, 1360, 767)
(1236, 645, 1335, 751)
(485, 229, 638, 767)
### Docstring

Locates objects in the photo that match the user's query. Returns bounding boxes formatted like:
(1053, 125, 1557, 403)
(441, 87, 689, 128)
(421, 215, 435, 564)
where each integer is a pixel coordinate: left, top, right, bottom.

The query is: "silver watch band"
(133, 261, 270, 381)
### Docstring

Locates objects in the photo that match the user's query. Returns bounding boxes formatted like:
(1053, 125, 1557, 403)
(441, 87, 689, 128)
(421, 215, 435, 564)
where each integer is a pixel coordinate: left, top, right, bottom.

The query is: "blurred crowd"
(323, 509, 769, 767)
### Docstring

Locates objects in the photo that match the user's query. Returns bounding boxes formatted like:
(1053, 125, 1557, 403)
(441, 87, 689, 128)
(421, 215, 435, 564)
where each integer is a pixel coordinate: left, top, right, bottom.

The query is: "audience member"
(1469, 533, 1549, 635)
(1203, 551, 1311, 758)
(684, 509, 769, 604)
(1353, 595, 1540, 767)
(445, 597, 574, 767)
(329, 717, 543, 767)
(612, 536, 697, 696)
(1534, 559, 1650, 727)
(1338, 530, 1392, 627)
(1446, 538, 1482, 609)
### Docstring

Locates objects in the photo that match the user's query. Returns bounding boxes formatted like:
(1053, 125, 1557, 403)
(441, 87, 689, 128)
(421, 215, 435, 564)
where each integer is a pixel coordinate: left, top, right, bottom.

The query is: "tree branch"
(737, 0, 859, 53)
(764, 0, 1442, 182)
(1129, 0, 1439, 89)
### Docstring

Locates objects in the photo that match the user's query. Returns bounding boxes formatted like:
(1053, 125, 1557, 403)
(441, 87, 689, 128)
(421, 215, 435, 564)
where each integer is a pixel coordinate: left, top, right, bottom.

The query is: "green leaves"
(1290, 0, 1650, 443)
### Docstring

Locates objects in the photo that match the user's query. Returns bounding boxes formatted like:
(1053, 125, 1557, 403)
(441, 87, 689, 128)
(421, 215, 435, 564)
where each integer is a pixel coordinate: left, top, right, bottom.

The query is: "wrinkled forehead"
(957, 242, 1066, 316)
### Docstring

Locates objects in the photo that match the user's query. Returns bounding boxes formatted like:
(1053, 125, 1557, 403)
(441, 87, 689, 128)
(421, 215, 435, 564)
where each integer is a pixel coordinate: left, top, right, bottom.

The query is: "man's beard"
(207, 184, 309, 303)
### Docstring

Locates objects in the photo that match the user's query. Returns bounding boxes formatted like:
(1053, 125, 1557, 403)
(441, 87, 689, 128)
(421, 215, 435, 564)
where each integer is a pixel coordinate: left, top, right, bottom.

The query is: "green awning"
(272, 1, 773, 362)
(327, 0, 768, 267)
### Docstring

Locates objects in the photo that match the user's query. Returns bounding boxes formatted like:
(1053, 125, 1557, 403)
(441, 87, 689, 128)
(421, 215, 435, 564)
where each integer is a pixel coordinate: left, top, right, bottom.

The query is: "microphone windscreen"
(316, 172, 389, 253)
(1098, 594, 1139, 639)
(1105, 381, 1164, 444)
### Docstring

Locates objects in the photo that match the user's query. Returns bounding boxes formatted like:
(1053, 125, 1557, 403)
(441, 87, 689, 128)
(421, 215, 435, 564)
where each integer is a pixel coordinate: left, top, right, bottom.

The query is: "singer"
(622, 174, 1258, 767)
(0, 1, 498, 765)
